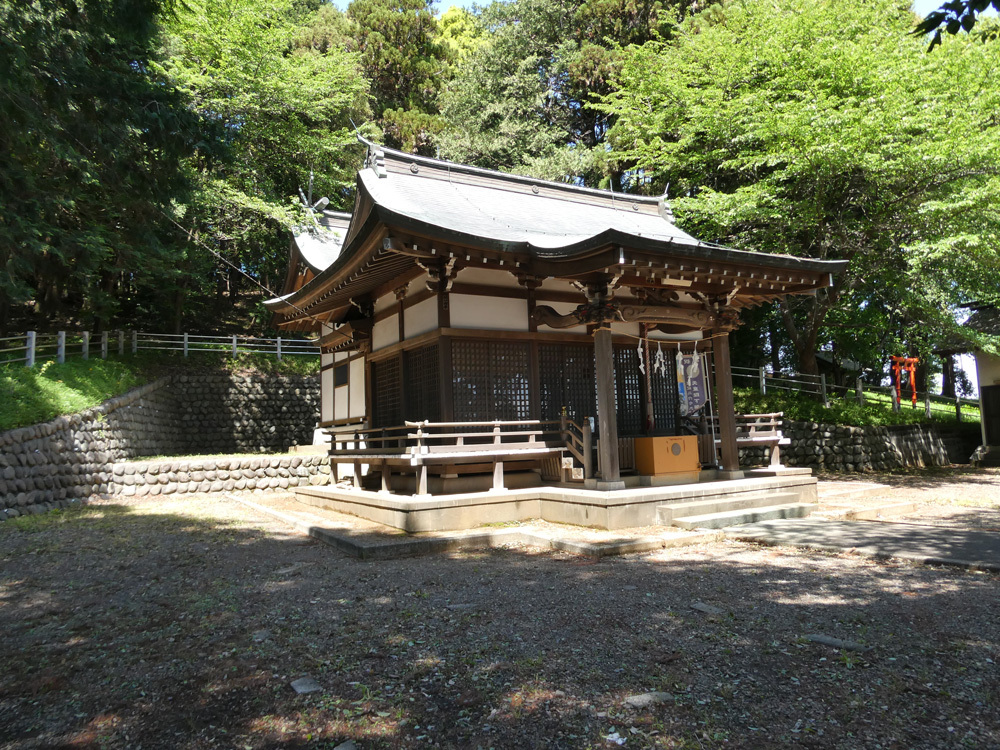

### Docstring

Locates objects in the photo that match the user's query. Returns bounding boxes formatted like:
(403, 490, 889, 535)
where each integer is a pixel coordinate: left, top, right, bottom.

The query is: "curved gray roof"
(359, 144, 698, 257)
(293, 211, 352, 273)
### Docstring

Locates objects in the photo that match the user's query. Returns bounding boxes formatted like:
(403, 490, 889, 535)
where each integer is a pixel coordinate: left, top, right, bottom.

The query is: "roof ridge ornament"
(658, 183, 675, 223)
(366, 143, 387, 178)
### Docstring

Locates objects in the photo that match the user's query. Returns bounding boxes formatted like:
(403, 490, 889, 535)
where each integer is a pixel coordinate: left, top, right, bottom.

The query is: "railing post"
(759, 366, 767, 395)
(25, 331, 36, 368)
(101, 331, 108, 359)
(131, 330, 137, 354)
(855, 376, 863, 405)
(82, 331, 89, 360)
(891, 385, 900, 413)
(183, 332, 189, 357)
(231, 334, 237, 357)
(56, 331, 65, 364)
(924, 392, 931, 420)
(820, 373, 829, 408)
(493, 422, 501, 445)
(117, 330, 124, 356)
(956, 396, 962, 423)
(582, 417, 593, 479)
(276, 336, 282, 361)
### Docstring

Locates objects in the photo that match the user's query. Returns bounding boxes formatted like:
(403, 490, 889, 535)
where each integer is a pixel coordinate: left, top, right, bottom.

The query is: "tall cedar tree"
(0, 0, 205, 332)
(347, 0, 450, 154)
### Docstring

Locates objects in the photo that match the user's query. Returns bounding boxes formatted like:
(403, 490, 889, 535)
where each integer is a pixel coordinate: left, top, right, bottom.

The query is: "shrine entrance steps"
(656, 490, 816, 530)
(292, 472, 818, 533)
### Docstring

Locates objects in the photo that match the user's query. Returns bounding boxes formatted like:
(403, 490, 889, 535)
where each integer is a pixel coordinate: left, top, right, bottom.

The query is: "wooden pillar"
(712, 329, 742, 478)
(594, 327, 621, 484)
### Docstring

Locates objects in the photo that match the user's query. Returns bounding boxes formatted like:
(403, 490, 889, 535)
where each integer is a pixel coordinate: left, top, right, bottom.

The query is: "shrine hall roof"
(266, 139, 848, 324)
(292, 211, 351, 273)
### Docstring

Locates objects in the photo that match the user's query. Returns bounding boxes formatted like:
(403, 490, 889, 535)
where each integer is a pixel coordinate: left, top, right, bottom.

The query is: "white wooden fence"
(0, 330, 319, 367)
(731, 365, 980, 423)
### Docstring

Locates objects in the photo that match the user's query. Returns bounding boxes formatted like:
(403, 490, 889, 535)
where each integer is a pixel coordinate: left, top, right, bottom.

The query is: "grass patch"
(0, 349, 318, 432)
(733, 388, 980, 428)
(0, 358, 144, 432)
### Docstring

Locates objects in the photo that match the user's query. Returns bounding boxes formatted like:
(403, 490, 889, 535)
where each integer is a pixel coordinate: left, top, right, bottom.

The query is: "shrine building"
(266, 139, 848, 531)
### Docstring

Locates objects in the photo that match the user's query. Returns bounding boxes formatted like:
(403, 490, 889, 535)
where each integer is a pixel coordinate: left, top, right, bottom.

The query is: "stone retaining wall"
(739, 421, 979, 472)
(0, 372, 325, 520)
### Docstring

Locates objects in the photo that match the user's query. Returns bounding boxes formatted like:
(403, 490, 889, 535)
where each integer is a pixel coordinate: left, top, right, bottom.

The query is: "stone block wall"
(738, 420, 979, 472)
(0, 371, 325, 520)
(173, 374, 320, 454)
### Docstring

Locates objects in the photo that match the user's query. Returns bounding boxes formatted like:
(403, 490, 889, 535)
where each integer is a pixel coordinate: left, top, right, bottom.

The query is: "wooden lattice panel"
(614, 345, 644, 436)
(452, 340, 531, 422)
(403, 344, 440, 422)
(539, 343, 596, 423)
(649, 352, 679, 434)
(372, 355, 402, 428)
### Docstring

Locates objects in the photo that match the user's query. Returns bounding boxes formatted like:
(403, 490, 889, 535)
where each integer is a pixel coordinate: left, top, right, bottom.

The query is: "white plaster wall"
(405, 297, 438, 339)
(407, 276, 427, 297)
(349, 358, 365, 418)
(455, 267, 522, 288)
(451, 294, 529, 331)
(374, 293, 396, 315)
(321, 368, 334, 422)
(335, 351, 348, 363)
(372, 315, 399, 351)
(321, 352, 334, 368)
(977, 351, 1000, 387)
(334, 384, 348, 418)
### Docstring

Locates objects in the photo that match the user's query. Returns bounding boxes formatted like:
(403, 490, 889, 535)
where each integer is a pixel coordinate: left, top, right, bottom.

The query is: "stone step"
(656, 491, 801, 525)
(672, 502, 817, 530)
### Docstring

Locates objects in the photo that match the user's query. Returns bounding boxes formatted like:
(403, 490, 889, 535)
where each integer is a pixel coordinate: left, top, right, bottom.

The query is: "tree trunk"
(940, 354, 956, 398)
(768, 321, 781, 373)
(172, 284, 185, 336)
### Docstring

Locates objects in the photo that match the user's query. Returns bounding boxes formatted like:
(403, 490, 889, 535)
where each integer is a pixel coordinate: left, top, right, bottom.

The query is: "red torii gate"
(890, 356, 919, 407)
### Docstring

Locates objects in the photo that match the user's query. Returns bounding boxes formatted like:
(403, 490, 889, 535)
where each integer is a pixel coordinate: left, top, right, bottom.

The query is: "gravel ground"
(1, 470, 999, 749)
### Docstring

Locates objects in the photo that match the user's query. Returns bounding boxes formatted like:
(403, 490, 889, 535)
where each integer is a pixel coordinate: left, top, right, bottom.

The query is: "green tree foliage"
(347, 0, 450, 153)
(0, 0, 202, 331)
(438, 6, 484, 64)
(155, 0, 370, 328)
(601, 0, 1000, 375)
(437, 0, 681, 185)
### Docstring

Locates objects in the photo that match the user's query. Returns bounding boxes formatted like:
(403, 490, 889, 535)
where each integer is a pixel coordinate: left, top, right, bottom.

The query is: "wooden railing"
(559, 415, 593, 479)
(326, 417, 603, 490)
(709, 411, 790, 467)
(329, 419, 566, 457)
(327, 419, 573, 493)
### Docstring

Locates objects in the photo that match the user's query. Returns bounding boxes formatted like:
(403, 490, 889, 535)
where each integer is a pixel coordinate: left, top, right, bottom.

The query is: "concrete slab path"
(728, 518, 1000, 572)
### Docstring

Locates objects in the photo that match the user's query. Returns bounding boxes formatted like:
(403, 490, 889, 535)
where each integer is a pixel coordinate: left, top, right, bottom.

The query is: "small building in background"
(964, 304, 1000, 463)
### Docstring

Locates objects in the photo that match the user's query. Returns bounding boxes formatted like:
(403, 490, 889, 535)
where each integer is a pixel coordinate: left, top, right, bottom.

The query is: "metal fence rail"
(732, 365, 980, 423)
(1, 330, 320, 367)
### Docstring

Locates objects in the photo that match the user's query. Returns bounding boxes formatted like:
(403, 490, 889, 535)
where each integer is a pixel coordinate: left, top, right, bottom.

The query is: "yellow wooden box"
(633, 435, 700, 476)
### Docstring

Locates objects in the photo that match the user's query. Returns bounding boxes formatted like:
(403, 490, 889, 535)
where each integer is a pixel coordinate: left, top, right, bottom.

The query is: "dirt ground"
(1, 468, 999, 749)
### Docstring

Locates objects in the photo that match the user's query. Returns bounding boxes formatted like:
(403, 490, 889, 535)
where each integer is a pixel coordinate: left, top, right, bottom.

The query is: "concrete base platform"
(293, 474, 818, 532)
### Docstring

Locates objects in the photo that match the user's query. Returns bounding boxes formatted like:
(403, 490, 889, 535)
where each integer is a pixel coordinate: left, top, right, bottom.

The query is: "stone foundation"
(0, 371, 326, 520)
(739, 421, 980, 472)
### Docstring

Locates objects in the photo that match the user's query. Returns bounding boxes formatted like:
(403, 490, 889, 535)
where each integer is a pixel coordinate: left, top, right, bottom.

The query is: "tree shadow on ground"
(1, 498, 999, 749)
(821, 465, 1000, 492)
